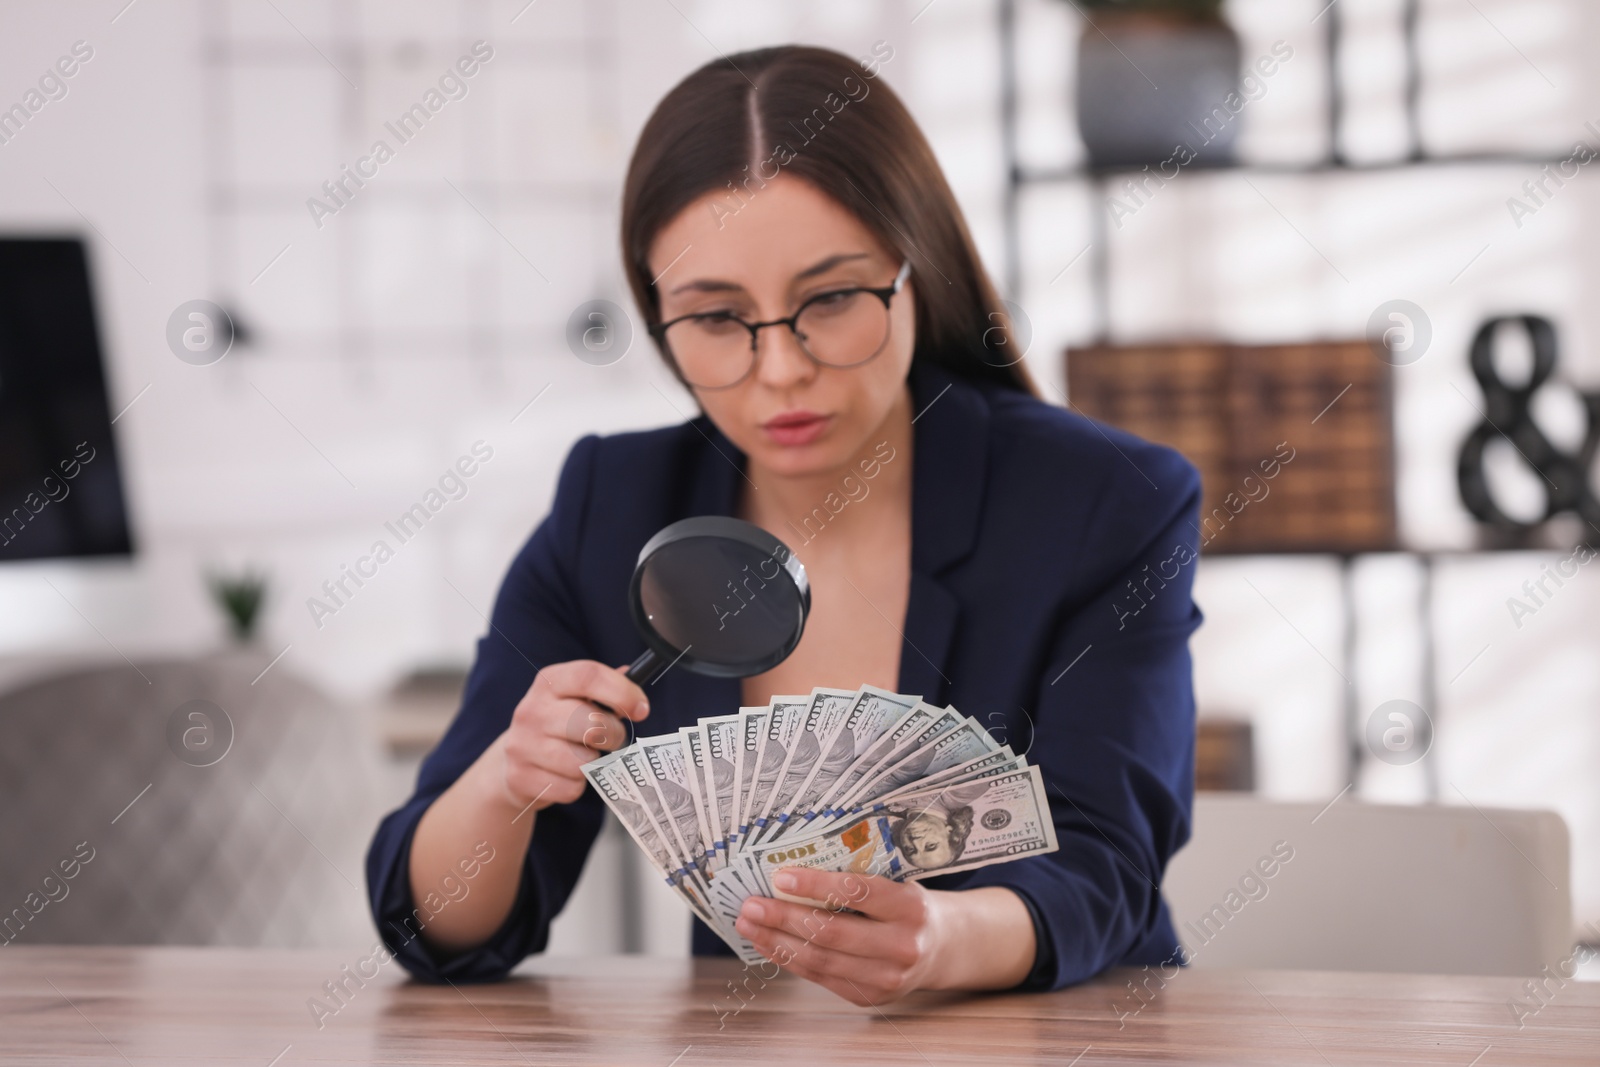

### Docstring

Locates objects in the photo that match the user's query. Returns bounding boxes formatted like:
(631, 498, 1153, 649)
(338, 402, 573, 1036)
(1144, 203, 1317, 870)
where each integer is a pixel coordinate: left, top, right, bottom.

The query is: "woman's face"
(645, 174, 916, 479)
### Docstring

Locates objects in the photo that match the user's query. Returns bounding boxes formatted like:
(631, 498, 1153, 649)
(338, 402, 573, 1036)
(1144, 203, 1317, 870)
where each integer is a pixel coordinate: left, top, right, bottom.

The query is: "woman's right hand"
(408, 659, 649, 954)
(492, 660, 651, 814)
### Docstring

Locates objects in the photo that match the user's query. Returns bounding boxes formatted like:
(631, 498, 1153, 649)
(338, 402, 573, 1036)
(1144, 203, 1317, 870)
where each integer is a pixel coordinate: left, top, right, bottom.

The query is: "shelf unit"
(995, 0, 1578, 795)
(998, 0, 1571, 333)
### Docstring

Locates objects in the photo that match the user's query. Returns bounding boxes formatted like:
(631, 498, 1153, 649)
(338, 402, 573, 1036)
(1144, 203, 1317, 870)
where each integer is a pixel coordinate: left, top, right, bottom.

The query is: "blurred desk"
(371, 665, 467, 760)
(4, 947, 1597, 1065)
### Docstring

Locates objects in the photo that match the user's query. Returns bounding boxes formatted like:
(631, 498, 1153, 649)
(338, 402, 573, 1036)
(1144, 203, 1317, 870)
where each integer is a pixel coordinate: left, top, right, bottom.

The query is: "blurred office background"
(1, 0, 1596, 970)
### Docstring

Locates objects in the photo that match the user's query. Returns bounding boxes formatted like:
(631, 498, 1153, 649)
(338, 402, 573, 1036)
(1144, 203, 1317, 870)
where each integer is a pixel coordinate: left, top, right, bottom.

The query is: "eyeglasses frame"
(648, 259, 913, 390)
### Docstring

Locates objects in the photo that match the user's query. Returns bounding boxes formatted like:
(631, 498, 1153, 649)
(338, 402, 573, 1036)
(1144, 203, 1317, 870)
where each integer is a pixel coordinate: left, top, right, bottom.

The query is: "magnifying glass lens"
(625, 516, 809, 684)
(638, 537, 802, 667)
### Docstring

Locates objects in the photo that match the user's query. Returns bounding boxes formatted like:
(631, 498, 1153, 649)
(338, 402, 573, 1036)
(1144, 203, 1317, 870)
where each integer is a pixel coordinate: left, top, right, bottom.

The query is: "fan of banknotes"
(581, 684, 1058, 963)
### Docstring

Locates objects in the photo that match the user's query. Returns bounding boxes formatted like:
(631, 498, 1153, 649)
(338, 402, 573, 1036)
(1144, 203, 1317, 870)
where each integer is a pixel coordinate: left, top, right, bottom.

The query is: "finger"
(755, 947, 879, 1006)
(738, 895, 914, 968)
(543, 736, 605, 778)
(770, 867, 917, 923)
(739, 919, 907, 994)
(506, 733, 598, 785)
(553, 701, 630, 751)
(795, 967, 894, 1008)
(503, 761, 584, 809)
(540, 660, 650, 721)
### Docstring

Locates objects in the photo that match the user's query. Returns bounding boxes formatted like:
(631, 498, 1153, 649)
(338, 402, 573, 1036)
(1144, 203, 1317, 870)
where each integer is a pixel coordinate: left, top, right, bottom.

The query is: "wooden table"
(3, 947, 1596, 1065)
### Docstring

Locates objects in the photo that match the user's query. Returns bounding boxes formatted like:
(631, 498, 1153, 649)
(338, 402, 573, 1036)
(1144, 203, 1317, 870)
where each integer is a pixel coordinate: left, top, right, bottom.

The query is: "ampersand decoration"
(1457, 314, 1600, 545)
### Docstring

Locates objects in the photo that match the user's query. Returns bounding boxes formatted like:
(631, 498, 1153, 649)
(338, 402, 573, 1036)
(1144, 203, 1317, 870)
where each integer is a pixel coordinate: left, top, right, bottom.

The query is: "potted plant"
(1072, 0, 1242, 168)
(206, 568, 269, 645)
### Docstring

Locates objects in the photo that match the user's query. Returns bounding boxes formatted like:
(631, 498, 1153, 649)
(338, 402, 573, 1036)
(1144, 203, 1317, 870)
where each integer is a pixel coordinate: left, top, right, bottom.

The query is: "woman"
(366, 44, 1202, 1006)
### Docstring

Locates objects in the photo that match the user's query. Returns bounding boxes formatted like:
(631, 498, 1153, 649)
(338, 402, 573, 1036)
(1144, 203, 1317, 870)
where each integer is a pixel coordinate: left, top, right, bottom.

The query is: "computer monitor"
(0, 236, 134, 562)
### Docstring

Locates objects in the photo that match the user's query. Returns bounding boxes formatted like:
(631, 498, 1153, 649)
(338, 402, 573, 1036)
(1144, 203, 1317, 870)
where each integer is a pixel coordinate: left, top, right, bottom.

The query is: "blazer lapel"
(899, 572, 960, 706)
(897, 362, 991, 706)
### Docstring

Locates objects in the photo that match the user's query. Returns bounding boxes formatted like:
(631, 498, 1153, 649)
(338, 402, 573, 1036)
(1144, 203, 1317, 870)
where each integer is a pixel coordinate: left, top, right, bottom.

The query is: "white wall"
(1, 0, 1596, 941)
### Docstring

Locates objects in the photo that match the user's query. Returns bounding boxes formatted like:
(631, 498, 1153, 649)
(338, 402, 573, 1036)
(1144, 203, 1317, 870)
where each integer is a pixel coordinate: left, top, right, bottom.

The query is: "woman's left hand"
(734, 867, 949, 1006)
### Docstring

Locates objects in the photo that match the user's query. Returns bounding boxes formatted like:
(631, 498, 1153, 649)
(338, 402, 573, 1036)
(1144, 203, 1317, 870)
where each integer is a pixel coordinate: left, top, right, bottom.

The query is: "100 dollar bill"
(739, 764, 1059, 907)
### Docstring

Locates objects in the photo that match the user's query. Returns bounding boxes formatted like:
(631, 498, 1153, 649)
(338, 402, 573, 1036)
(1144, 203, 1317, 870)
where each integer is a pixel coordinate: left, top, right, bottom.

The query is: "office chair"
(0, 654, 384, 948)
(1162, 793, 1572, 975)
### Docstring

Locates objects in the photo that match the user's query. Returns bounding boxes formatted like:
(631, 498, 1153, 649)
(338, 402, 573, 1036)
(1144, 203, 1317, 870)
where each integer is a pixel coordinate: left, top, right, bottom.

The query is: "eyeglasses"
(649, 260, 912, 390)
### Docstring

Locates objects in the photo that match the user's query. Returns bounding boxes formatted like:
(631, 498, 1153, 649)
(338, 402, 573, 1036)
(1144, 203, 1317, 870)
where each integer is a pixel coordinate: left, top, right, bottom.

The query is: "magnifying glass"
(621, 515, 810, 686)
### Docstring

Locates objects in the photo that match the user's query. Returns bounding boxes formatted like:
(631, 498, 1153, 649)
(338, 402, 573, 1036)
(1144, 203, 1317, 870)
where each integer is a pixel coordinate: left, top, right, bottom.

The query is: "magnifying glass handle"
(624, 647, 663, 687)
(583, 649, 662, 751)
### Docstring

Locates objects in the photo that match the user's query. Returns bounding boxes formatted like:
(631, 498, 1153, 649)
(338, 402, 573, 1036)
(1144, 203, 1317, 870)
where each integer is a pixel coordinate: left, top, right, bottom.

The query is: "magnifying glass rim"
(628, 515, 811, 679)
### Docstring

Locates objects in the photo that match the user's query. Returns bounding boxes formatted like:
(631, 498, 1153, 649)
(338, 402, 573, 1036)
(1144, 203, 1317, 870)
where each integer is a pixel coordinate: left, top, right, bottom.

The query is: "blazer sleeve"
(931, 447, 1203, 991)
(365, 433, 608, 983)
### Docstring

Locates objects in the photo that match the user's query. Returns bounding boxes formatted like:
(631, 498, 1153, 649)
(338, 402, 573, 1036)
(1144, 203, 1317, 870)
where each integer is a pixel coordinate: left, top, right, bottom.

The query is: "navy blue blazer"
(366, 358, 1204, 990)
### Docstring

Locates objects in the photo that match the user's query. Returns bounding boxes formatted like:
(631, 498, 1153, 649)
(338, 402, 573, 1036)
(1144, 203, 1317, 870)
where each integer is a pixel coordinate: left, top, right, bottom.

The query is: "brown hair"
(620, 44, 1037, 396)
